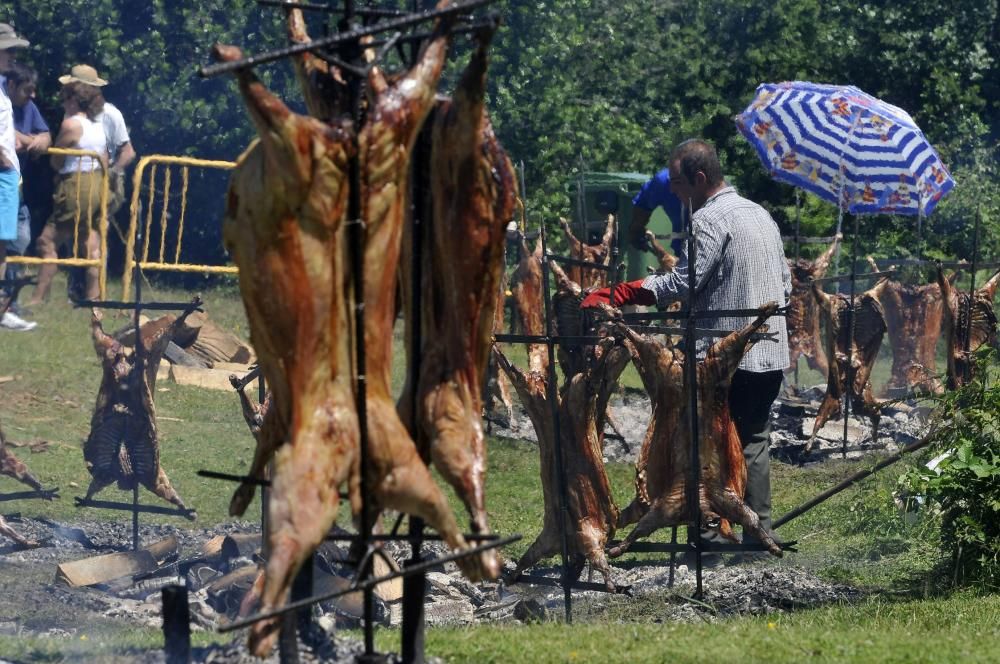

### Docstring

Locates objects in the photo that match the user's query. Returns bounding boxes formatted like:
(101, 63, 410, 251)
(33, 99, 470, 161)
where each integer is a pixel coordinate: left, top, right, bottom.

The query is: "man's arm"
(111, 140, 135, 172)
(638, 216, 729, 307)
(16, 129, 50, 156)
(627, 206, 652, 249)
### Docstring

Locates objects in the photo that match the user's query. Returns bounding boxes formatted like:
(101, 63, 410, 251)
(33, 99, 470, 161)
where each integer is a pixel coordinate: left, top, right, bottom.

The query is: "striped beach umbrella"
(735, 81, 955, 218)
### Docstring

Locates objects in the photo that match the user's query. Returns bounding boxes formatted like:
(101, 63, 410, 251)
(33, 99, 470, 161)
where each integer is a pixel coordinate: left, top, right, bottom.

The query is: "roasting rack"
(193, 2, 521, 663)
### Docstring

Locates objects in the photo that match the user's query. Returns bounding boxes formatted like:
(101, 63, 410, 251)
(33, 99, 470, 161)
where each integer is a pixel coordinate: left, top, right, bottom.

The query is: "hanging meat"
(607, 303, 783, 559)
(402, 24, 516, 580)
(0, 421, 53, 548)
(559, 215, 615, 289)
(483, 260, 515, 428)
(937, 264, 1000, 389)
(873, 259, 946, 395)
(786, 234, 841, 379)
(357, 11, 491, 582)
(805, 278, 890, 452)
(84, 303, 200, 515)
(230, 372, 271, 441)
(494, 318, 630, 590)
(509, 233, 546, 370)
(213, 41, 359, 655)
(643, 230, 677, 273)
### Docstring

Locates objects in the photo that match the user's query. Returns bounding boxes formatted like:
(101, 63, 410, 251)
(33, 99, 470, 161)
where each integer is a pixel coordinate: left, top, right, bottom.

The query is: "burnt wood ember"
(805, 278, 890, 453)
(558, 215, 615, 288)
(0, 422, 50, 548)
(938, 264, 1000, 389)
(607, 304, 783, 559)
(402, 24, 516, 580)
(84, 304, 200, 516)
(358, 9, 486, 583)
(786, 234, 841, 380)
(874, 259, 946, 395)
(214, 40, 359, 655)
(494, 325, 630, 591)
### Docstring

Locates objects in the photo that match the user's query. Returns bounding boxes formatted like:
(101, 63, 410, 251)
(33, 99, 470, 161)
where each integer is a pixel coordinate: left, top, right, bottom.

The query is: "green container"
(568, 172, 677, 282)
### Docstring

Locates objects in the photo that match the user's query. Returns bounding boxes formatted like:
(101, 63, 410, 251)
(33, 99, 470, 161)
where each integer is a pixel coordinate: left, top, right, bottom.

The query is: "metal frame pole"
(683, 201, 703, 598)
(540, 222, 574, 622)
(793, 190, 801, 389)
(843, 213, 860, 459)
(963, 209, 981, 384)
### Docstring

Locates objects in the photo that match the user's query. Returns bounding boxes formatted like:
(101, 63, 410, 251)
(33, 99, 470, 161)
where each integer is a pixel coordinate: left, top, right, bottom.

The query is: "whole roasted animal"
(402, 23, 516, 580)
(607, 303, 783, 559)
(937, 263, 1000, 389)
(510, 233, 546, 370)
(230, 372, 271, 441)
(494, 314, 630, 590)
(559, 215, 615, 289)
(786, 234, 841, 380)
(483, 256, 515, 428)
(85, 303, 200, 514)
(805, 277, 890, 452)
(214, 40, 358, 655)
(0, 422, 53, 547)
(643, 230, 678, 273)
(873, 258, 946, 395)
(358, 8, 489, 582)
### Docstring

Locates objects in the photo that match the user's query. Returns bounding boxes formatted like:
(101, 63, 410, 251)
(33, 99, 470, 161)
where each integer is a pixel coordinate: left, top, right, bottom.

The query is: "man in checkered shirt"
(583, 139, 791, 562)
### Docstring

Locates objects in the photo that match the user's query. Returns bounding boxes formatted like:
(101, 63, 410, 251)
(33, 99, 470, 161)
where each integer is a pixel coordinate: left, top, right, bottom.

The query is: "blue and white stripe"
(735, 81, 954, 216)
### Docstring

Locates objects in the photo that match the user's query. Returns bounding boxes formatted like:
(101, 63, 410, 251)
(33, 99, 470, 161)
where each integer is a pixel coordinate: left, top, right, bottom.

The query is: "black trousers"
(702, 368, 783, 545)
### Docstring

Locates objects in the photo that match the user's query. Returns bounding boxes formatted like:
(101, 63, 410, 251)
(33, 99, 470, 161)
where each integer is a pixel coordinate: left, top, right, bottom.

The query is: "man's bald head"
(670, 139, 724, 189)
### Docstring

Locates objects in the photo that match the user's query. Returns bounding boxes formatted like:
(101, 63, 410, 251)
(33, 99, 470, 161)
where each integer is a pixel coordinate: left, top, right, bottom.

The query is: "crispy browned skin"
(608, 304, 782, 559)
(484, 256, 515, 425)
(214, 42, 358, 656)
(643, 230, 677, 272)
(84, 305, 198, 514)
(938, 265, 1000, 389)
(877, 263, 945, 394)
(285, 5, 348, 120)
(404, 26, 515, 580)
(495, 327, 629, 590)
(0, 422, 46, 548)
(786, 234, 841, 380)
(806, 279, 890, 452)
(510, 234, 546, 371)
(230, 374, 271, 441)
(559, 215, 615, 288)
(358, 11, 489, 582)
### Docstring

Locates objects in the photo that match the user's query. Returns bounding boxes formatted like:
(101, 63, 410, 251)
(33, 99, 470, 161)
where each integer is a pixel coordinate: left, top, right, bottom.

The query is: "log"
(56, 536, 178, 587)
(169, 366, 250, 391)
(164, 341, 210, 368)
(177, 312, 254, 364)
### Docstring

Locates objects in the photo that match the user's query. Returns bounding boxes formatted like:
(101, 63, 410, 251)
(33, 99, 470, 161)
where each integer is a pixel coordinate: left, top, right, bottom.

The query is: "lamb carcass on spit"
(786, 234, 841, 380)
(607, 303, 783, 559)
(559, 215, 615, 289)
(493, 312, 630, 590)
(84, 303, 200, 515)
(509, 233, 546, 370)
(805, 277, 890, 452)
(0, 422, 53, 547)
(358, 9, 490, 581)
(937, 264, 1000, 389)
(872, 258, 946, 395)
(214, 41, 358, 655)
(402, 24, 516, 580)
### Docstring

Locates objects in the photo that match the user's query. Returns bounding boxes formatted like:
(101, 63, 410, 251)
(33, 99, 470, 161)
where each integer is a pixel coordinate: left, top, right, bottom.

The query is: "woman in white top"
(29, 82, 108, 305)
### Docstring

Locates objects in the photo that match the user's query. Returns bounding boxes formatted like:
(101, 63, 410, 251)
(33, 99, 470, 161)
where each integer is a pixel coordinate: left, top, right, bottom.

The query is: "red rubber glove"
(580, 279, 657, 308)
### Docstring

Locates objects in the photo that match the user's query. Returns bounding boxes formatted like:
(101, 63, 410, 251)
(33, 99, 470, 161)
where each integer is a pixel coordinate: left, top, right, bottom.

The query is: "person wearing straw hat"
(27, 80, 108, 305)
(58, 64, 135, 216)
(0, 22, 37, 330)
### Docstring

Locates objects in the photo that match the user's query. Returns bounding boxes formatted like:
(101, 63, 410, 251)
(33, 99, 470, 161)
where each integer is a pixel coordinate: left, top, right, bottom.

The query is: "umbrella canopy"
(735, 81, 955, 217)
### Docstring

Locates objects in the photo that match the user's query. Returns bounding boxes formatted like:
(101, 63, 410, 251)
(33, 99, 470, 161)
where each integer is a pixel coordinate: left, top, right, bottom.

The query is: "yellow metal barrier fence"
(121, 155, 236, 301)
(7, 147, 110, 299)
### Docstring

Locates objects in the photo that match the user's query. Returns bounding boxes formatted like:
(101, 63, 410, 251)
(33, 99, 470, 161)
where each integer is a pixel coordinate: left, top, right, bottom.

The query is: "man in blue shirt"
(627, 168, 685, 255)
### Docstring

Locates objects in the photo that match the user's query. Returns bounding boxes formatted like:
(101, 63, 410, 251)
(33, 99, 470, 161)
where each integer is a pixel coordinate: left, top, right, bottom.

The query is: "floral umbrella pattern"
(735, 81, 955, 216)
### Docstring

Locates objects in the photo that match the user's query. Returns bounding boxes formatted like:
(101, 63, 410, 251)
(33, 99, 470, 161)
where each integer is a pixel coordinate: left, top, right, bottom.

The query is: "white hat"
(0, 23, 29, 51)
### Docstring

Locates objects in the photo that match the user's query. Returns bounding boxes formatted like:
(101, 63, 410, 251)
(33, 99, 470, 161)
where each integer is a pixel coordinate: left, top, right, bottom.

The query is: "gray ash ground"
(0, 382, 919, 661)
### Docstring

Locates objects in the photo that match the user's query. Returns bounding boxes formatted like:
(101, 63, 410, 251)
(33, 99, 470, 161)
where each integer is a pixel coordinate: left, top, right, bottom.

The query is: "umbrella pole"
(843, 213, 860, 459)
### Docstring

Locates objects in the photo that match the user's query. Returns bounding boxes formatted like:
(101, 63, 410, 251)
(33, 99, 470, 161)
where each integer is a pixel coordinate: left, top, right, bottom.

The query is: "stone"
(513, 597, 547, 623)
(424, 598, 474, 626)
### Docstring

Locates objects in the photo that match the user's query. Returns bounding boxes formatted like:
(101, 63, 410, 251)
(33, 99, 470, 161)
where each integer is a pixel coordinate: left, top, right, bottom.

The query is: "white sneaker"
(1, 311, 37, 331)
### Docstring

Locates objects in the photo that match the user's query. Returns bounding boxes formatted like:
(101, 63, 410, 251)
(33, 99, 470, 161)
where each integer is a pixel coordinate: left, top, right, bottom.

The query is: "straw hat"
(0, 23, 29, 50)
(58, 64, 108, 87)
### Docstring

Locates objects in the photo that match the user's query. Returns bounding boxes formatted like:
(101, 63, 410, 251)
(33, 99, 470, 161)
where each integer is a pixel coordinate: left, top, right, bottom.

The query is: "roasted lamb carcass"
(938, 264, 1000, 389)
(483, 258, 515, 428)
(0, 422, 52, 548)
(213, 42, 359, 655)
(643, 230, 677, 273)
(805, 278, 890, 452)
(357, 11, 490, 581)
(873, 259, 946, 395)
(558, 215, 615, 289)
(494, 321, 630, 590)
(84, 304, 200, 515)
(510, 233, 546, 366)
(402, 24, 516, 579)
(607, 304, 783, 559)
(786, 234, 841, 381)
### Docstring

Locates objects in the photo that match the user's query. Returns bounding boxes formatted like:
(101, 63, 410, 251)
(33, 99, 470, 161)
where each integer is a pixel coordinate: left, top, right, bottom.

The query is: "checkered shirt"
(641, 186, 791, 372)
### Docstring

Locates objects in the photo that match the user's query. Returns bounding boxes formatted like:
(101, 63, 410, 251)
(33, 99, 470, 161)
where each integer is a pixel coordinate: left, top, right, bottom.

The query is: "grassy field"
(0, 275, 994, 663)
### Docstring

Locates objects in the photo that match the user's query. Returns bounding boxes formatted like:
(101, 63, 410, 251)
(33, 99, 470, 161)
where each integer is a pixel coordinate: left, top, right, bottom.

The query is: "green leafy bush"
(902, 348, 1000, 590)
